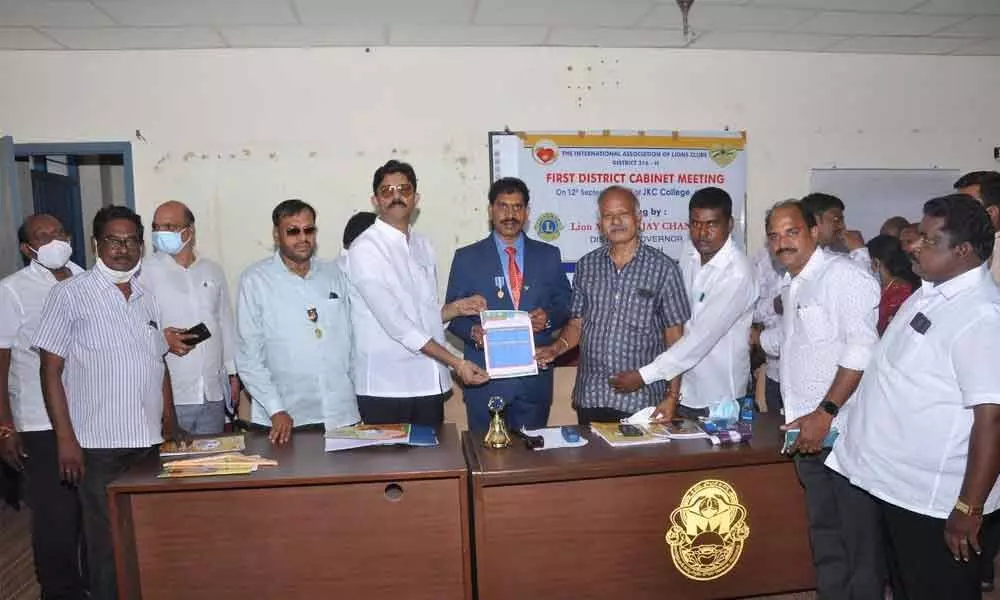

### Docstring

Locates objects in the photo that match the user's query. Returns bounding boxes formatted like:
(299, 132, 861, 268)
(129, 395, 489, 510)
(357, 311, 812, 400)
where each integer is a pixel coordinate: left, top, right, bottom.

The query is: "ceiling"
(0, 0, 999, 55)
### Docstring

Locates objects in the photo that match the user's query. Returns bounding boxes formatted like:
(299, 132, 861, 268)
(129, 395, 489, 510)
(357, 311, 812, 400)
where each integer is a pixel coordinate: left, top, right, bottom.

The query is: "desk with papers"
(107, 426, 471, 600)
(463, 411, 815, 600)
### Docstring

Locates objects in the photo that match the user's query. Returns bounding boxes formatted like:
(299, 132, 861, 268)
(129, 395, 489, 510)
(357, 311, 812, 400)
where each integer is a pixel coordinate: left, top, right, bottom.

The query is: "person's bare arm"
(535, 317, 582, 367)
(40, 350, 83, 484)
(0, 349, 25, 470)
(946, 404, 1000, 561)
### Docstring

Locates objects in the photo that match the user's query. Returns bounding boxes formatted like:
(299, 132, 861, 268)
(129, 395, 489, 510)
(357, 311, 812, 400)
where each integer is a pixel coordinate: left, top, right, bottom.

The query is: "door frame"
(14, 141, 135, 209)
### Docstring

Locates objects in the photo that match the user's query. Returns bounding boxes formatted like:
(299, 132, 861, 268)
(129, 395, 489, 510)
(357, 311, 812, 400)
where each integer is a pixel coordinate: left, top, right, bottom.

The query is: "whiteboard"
(809, 169, 958, 241)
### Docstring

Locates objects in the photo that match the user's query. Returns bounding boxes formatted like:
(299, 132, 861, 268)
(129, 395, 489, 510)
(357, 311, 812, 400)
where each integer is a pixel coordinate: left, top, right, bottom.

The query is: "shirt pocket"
(197, 279, 222, 316)
(796, 304, 835, 344)
(623, 289, 656, 331)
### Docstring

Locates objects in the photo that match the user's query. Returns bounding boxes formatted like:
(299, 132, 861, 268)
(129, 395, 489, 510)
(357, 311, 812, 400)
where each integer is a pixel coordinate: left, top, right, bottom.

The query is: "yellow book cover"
(590, 422, 671, 447)
(157, 464, 256, 479)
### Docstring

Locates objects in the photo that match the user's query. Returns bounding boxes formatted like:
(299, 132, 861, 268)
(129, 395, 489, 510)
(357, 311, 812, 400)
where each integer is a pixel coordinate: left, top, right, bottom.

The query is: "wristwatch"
(955, 498, 984, 517)
(819, 400, 840, 417)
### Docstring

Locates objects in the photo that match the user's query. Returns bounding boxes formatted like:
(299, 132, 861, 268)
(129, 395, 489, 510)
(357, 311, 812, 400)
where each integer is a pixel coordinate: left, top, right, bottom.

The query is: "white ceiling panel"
(94, 0, 298, 27)
(647, 4, 818, 30)
(43, 26, 226, 50)
(475, 0, 653, 27)
(915, 0, 1000, 15)
(294, 0, 474, 25)
(793, 12, 966, 35)
(0, 26, 62, 49)
(0, 0, 115, 27)
(221, 25, 386, 47)
(390, 24, 548, 46)
(746, 0, 924, 10)
(547, 26, 689, 47)
(694, 30, 845, 50)
(827, 35, 974, 54)
(932, 16, 1000, 35)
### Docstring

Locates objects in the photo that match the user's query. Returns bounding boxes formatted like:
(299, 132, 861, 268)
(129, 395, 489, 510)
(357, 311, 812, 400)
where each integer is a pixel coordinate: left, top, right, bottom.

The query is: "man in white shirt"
(0, 214, 85, 599)
(752, 243, 785, 414)
(335, 211, 376, 276)
(142, 201, 238, 435)
(801, 192, 872, 270)
(978, 177, 1000, 285)
(236, 200, 359, 446)
(348, 160, 488, 426)
(610, 187, 758, 420)
(34, 205, 186, 600)
(828, 194, 1000, 600)
(756, 200, 882, 599)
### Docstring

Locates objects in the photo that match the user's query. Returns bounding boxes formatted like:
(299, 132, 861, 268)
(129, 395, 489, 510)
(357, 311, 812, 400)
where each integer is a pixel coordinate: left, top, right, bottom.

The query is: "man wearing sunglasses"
(348, 160, 489, 426)
(236, 199, 359, 446)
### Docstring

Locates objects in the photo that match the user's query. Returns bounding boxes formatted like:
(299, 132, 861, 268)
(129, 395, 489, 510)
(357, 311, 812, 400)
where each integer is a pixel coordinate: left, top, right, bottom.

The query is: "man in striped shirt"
(34, 205, 186, 600)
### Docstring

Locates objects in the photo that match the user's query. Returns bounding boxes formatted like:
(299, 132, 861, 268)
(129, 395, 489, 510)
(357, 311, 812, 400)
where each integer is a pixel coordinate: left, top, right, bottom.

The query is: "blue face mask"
(152, 229, 189, 255)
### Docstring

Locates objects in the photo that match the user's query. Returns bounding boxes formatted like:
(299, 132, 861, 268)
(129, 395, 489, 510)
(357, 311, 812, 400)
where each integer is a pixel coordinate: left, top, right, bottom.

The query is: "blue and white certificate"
(481, 310, 538, 379)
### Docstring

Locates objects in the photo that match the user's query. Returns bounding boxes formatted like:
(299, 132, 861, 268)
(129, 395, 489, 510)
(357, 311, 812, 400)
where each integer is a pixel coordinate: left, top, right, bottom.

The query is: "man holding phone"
(142, 200, 239, 434)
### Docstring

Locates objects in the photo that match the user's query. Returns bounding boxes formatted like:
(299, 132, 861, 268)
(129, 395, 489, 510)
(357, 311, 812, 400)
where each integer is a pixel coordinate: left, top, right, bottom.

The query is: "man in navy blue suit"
(446, 178, 572, 432)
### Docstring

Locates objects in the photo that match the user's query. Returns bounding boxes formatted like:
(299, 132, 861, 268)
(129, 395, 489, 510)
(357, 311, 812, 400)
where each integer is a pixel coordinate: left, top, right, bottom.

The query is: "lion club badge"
(534, 212, 563, 242)
(532, 139, 559, 165)
(708, 145, 739, 168)
(665, 479, 750, 581)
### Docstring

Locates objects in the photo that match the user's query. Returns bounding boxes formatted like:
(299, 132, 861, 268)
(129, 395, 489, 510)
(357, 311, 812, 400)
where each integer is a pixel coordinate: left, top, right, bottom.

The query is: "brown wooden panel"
(475, 463, 813, 600)
(109, 424, 466, 494)
(129, 479, 467, 600)
(464, 412, 795, 486)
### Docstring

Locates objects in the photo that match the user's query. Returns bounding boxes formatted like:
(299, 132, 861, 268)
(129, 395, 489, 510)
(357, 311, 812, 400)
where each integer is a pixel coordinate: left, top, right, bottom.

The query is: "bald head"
(152, 200, 196, 256)
(153, 200, 195, 227)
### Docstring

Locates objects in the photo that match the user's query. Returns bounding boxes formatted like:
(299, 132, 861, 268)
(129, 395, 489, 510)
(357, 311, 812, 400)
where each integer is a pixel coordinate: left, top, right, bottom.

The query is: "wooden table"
(463, 413, 815, 600)
(108, 425, 471, 600)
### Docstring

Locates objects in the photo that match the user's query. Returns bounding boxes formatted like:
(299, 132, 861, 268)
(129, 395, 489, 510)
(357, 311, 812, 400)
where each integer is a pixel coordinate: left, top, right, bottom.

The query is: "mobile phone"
(618, 423, 643, 437)
(782, 428, 839, 454)
(183, 322, 212, 346)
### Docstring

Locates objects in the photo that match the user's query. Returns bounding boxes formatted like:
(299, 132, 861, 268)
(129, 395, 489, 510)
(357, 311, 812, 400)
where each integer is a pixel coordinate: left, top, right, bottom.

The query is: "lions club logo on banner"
(532, 139, 560, 166)
(534, 213, 563, 242)
(665, 479, 750, 581)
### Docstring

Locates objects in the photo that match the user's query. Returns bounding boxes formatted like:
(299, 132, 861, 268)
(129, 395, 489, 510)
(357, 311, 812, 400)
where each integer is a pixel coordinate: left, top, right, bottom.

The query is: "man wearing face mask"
(141, 201, 238, 434)
(33, 205, 186, 600)
(0, 214, 85, 599)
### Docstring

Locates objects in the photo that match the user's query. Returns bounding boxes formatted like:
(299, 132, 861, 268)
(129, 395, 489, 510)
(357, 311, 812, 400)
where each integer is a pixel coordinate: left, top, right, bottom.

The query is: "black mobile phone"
(184, 322, 212, 346)
(618, 423, 643, 437)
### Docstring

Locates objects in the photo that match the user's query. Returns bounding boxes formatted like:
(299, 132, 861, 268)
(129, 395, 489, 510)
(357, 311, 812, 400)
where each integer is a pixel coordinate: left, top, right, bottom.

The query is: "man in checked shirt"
(536, 185, 690, 424)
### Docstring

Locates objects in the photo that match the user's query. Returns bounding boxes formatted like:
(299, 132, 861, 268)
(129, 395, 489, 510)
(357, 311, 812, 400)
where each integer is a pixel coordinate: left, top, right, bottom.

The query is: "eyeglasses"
(377, 184, 414, 200)
(284, 226, 317, 236)
(101, 236, 142, 251)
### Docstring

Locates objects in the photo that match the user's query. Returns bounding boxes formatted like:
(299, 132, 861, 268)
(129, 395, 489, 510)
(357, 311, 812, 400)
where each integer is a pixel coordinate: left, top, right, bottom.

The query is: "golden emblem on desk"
(665, 479, 749, 581)
(482, 396, 511, 449)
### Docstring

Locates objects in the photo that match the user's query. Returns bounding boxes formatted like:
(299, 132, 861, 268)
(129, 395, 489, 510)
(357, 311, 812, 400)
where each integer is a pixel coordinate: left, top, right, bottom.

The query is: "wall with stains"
(1, 47, 999, 291)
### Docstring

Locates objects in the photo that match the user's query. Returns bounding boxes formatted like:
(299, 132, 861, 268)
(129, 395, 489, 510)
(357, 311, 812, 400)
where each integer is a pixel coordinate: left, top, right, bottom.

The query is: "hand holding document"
(480, 310, 538, 379)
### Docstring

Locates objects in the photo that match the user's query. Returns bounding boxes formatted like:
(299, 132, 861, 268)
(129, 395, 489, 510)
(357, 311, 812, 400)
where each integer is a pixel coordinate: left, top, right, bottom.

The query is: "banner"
(489, 131, 747, 263)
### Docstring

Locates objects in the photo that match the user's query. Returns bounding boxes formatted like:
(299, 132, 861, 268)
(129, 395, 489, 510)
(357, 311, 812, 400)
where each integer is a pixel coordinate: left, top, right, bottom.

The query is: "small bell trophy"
(482, 396, 511, 449)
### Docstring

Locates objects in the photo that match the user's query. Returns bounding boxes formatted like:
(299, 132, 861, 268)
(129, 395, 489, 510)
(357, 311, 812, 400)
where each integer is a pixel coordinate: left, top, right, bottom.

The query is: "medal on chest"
(307, 306, 322, 338)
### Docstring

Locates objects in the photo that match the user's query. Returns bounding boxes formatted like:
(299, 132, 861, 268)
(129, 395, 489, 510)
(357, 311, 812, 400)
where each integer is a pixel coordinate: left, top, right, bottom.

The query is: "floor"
(1, 502, 998, 600)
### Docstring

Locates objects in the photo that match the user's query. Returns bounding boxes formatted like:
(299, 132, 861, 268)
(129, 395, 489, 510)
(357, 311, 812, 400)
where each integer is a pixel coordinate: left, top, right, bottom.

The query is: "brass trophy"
(482, 396, 511, 449)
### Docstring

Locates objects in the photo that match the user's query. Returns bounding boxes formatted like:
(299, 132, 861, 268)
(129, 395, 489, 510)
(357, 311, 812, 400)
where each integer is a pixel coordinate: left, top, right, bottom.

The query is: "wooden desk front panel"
(475, 462, 813, 600)
(127, 478, 466, 600)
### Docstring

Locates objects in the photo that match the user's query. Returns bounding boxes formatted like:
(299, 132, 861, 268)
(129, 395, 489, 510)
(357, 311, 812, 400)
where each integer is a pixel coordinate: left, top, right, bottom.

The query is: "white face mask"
(95, 257, 141, 284)
(31, 239, 73, 270)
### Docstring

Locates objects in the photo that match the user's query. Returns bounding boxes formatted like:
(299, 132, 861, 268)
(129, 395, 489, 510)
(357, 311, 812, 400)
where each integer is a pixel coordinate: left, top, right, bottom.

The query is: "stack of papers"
(158, 453, 278, 479)
(160, 434, 246, 458)
(590, 422, 672, 448)
(651, 419, 709, 441)
(481, 310, 538, 379)
(324, 423, 439, 452)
